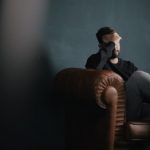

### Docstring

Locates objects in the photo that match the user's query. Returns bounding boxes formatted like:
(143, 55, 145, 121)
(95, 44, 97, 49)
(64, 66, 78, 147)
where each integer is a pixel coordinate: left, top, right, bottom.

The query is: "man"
(85, 27, 150, 121)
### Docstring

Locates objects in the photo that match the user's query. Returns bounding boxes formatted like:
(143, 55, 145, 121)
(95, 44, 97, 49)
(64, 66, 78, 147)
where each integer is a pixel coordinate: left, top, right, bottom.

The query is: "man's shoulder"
(119, 58, 138, 71)
(119, 58, 134, 64)
(87, 52, 100, 60)
(119, 58, 137, 69)
(85, 51, 100, 69)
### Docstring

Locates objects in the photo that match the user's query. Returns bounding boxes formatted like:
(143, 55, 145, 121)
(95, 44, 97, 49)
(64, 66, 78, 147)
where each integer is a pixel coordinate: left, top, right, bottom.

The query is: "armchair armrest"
(53, 68, 125, 109)
(53, 68, 126, 150)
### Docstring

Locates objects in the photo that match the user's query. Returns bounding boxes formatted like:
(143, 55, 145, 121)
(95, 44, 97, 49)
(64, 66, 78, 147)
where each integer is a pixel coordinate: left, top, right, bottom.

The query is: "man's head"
(96, 27, 122, 58)
(96, 27, 115, 44)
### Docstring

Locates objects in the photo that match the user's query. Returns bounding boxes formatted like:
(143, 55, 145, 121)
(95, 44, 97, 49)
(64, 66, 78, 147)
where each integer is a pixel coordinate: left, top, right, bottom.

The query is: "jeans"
(125, 70, 150, 121)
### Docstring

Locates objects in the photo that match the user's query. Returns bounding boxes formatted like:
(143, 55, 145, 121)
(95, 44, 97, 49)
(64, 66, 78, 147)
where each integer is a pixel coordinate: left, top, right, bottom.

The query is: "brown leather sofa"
(53, 68, 150, 150)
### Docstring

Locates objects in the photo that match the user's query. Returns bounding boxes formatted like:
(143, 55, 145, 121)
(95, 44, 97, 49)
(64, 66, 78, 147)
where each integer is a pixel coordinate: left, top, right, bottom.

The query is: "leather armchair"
(53, 68, 126, 150)
(53, 68, 150, 150)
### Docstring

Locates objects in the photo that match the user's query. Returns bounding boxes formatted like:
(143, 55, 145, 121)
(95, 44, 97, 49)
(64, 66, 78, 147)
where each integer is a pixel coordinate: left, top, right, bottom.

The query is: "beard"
(110, 49, 120, 58)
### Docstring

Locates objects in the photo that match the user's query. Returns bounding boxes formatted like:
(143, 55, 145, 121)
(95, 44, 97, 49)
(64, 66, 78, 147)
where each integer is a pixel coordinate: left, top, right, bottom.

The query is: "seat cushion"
(126, 121, 150, 141)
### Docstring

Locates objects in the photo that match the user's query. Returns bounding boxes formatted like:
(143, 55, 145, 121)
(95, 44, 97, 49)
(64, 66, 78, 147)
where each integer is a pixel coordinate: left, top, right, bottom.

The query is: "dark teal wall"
(48, 0, 150, 75)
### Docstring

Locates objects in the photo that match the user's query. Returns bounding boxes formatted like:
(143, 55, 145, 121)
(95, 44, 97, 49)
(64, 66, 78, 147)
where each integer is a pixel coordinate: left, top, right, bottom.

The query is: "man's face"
(111, 48, 120, 58)
(102, 32, 122, 58)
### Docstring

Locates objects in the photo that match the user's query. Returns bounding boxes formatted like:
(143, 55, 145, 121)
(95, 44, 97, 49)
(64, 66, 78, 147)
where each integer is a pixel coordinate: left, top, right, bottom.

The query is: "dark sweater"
(85, 42, 138, 81)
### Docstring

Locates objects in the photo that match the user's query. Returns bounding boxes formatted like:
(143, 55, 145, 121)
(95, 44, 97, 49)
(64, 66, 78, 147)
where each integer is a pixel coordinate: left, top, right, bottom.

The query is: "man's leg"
(125, 70, 150, 121)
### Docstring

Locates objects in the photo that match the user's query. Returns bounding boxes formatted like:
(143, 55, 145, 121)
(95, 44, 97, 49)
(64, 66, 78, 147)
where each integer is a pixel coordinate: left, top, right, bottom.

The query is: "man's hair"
(96, 27, 115, 44)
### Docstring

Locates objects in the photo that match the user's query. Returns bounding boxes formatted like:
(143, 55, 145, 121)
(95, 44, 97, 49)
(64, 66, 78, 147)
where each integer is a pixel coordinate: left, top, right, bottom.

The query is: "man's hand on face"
(102, 32, 122, 51)
(102, 32, 122, 44)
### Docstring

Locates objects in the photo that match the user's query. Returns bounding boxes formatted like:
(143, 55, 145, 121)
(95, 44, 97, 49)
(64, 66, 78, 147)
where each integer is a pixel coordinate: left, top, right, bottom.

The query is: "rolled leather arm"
(53, 68, 126, 150)
(53, 68, 125, 108)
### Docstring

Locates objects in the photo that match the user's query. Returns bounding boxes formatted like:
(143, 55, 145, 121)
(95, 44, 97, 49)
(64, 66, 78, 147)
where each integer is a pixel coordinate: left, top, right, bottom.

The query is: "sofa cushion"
(126, 121, 150, 141)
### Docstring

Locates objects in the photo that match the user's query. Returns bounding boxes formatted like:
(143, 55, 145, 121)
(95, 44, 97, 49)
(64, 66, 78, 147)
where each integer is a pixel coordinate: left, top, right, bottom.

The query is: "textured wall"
(48, 0, 150, 75)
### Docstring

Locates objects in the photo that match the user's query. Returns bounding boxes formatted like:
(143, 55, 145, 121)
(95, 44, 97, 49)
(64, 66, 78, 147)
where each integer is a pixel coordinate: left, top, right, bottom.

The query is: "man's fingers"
(113, 32, 122, 41)
(102, 32, 122, 43)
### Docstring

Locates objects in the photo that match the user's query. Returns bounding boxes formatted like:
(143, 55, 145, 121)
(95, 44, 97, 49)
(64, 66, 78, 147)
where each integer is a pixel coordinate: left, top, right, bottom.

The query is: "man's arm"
(86, 32, 121, 69)
(85, 42, 115, 69)
(96, 42, 115, 70)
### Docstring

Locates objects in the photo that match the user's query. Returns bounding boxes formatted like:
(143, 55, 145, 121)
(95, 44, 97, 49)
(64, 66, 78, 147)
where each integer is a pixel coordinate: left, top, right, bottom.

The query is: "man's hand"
(102, 32, 122, 51)
(102, 32, 122, 44)
(111, 32, 122, 44)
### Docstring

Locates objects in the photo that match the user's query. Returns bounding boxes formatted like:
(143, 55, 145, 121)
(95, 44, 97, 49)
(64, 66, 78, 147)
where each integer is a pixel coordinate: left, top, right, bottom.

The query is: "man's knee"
(126, 70, 150, 87)
(129, 70, 149, 80)
(126, 71, 146, 86)
(134, 70, 148, 76)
